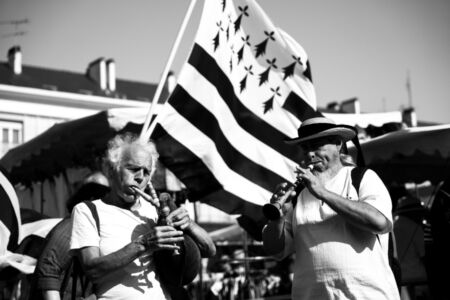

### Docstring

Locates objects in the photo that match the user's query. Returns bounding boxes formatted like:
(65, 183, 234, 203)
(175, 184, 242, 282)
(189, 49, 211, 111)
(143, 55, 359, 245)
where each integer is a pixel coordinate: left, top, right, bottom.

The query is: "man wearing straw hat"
(262, 117, 400, 300)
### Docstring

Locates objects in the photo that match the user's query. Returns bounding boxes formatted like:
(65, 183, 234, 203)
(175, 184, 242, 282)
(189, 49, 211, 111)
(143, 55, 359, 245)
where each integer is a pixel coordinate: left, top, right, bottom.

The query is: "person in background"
(70, 133, 215, 299)
(32, 172, 109, 300)
(262, 117, 400, 300)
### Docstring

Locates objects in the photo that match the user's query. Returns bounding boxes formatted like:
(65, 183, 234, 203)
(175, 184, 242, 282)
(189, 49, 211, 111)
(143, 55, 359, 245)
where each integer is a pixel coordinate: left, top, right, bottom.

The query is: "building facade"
(0, 46, 166, 157)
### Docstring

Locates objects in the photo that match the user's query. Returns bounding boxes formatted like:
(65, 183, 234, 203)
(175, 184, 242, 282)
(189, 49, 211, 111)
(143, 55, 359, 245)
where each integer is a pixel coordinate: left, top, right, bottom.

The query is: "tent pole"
(193, 201, 204, 300)
(140, 0, 198, 142)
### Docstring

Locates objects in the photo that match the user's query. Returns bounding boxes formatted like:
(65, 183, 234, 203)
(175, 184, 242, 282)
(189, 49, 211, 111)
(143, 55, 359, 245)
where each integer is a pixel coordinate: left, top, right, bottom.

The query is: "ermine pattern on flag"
(153, 0, 321, 225)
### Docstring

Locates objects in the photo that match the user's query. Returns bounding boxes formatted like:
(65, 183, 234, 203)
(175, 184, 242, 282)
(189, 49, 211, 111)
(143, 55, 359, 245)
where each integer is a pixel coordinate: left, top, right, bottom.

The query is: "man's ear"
(336, 139, 344, 152)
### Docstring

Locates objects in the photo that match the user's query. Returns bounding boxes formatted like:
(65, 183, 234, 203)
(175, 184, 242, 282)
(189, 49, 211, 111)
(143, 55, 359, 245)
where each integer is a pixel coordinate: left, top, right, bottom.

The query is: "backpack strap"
(350, 166, 368, 193)
(60, 201, 100, 299)
(83, 201, 100, 235)
(353, 168, 402, 288)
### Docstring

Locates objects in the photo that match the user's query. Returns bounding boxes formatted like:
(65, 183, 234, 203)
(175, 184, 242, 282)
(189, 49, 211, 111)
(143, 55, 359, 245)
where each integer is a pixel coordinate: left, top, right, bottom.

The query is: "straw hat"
(285, 117, 356, 144)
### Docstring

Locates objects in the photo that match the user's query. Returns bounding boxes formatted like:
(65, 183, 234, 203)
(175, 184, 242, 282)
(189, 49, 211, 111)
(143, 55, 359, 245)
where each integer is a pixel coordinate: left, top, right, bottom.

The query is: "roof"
(0, 62, 168, 102)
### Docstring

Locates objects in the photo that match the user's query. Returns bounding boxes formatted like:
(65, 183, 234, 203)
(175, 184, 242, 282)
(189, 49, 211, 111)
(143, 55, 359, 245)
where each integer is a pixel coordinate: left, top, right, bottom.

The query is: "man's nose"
(305, 150, 315, 160)
(135, 170, 144, 183)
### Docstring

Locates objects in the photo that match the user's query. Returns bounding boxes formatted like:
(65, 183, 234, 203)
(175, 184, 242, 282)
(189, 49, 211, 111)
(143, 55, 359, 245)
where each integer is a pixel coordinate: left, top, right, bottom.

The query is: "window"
(2, 128, 8, 143)
(0, 120, 24, 157)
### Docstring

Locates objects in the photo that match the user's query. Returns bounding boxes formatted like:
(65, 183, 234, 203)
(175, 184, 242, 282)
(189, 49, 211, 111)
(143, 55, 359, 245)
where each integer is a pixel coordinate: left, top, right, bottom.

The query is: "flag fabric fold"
(152, 0, 320, 230)
(1, 170, 62, 275)
(0, 170, 21, 253)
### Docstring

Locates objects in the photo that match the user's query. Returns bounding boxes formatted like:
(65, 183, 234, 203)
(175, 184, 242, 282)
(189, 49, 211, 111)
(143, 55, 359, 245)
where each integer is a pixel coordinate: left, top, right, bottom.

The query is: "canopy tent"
(325, 111, 403, 128)
(0, 108, 145, 186)
(349, 124, 450, 186)
(348, 124, 450, 291)
(0, 107, 182, 217)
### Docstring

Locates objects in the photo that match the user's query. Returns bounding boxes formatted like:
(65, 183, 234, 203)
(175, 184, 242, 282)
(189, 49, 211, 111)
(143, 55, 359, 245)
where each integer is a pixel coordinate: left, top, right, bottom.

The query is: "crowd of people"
(3, 117, 428, 300)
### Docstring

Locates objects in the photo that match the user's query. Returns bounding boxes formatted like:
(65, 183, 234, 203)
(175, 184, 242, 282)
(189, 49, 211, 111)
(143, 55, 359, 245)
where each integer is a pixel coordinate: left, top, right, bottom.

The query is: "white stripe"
(0, 252, 37, 274)
(193, 0, 316, 136)
(178, 64, 297, 182)
(0, 222, 10, 256)
(159, 105, 272, 206)
(0, 171, 21, 242)
(19, 218, 62, 243)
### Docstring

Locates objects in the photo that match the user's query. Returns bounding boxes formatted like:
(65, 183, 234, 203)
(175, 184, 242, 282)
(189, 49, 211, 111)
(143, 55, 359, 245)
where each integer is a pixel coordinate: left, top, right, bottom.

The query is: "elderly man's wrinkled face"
(111, 145, 152, 204)
(300, 136, 341, 172)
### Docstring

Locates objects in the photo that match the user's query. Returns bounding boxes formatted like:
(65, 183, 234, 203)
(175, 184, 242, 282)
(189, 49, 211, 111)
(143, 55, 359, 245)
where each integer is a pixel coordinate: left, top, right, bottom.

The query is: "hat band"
(297, 123, 336, 138)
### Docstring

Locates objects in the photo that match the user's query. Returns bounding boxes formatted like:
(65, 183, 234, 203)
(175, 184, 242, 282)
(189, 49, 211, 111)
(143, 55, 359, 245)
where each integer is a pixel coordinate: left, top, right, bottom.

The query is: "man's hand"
(166, 207, 193, 230)
(271, 182, 296, 204)
(136, 226, 184, 254)
(295, 165, 326, 200)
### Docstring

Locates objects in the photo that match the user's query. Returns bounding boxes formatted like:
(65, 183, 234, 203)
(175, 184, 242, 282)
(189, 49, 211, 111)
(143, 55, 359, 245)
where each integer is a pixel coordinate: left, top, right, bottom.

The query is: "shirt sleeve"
(35, 218, 72, 291)
(358, 169, 393, 224)
(70, 202, 100, 251)
(267, 202, 295, 261)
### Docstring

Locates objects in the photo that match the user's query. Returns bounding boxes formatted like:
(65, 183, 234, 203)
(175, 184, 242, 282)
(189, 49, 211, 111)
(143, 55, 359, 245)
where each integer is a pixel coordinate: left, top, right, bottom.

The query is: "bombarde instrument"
(262, 164, 313, 220)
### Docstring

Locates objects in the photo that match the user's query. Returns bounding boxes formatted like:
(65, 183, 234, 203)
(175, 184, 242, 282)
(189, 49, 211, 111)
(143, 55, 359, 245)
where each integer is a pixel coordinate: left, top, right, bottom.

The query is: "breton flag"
(0, 169, 21, 253)
(152, 0, 321, 229)
(1, 170, 61, 274)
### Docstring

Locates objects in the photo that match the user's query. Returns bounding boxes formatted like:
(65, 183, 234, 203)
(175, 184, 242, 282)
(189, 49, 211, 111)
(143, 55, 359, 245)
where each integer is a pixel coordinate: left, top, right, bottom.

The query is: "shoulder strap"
(83, 201, 100, 235)
(355, 168, 402, 286)
(62, 201, 99, 299)
(350, 166, 368, 194)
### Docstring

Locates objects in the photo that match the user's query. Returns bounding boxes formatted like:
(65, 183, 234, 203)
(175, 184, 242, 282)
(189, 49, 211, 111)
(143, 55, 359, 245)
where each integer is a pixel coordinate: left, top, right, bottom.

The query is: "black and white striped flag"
(152, 0, 320, 226)
(1, 170, 62, 274)
(0, 170, 21, 252)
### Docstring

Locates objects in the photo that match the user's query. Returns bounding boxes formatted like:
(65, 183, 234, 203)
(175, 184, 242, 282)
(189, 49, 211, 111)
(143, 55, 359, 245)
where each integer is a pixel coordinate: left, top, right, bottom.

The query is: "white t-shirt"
(70, 199, 170, 300)
(280, 167, 400, 300)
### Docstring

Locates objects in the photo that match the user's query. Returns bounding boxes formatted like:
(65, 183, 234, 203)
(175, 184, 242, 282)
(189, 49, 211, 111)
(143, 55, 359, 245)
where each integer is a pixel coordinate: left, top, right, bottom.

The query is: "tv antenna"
(406, 69, 413, 108)
(0, 18, 29, 44)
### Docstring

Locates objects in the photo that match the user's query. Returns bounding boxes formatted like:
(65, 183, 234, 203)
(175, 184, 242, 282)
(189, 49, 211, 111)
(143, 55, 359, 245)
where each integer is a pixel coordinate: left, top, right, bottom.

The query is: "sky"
(0, 0, 449, 124)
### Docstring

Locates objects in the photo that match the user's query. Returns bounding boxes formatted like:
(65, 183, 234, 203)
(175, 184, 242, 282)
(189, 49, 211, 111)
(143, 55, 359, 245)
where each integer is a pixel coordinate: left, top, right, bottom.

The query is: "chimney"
(106, 59, 116, 92)
(87, 58, 107, 90)
(8, 46, 22, 75)
(326, 101, 340, 112)
(340, 97, 360, 114)
(167, 71, 177, 93)
(402, 107, 417, 127)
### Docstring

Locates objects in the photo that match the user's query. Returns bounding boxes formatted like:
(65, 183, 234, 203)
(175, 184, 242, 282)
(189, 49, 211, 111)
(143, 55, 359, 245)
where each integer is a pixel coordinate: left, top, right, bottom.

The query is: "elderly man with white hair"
(70, 133, 215, 299)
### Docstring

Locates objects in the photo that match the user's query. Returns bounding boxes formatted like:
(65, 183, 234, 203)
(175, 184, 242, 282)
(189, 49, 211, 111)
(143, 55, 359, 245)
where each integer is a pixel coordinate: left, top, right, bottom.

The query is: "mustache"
(301, 160, 320, 166)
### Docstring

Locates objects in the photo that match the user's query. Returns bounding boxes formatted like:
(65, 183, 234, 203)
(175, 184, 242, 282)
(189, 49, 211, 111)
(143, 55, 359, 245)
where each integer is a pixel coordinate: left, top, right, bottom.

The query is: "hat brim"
(285, 127, 356, 144)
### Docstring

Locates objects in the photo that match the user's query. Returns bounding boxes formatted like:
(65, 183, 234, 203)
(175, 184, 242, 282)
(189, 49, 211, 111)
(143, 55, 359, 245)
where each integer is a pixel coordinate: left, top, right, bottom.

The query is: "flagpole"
(140, 0, 198, 141)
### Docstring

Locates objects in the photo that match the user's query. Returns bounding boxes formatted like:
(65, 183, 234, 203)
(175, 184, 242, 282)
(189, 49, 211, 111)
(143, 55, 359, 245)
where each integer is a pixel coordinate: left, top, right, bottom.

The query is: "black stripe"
(153, 124, 226, 198)
(164, 86, 287, 192)
(202, 189, 265, 224)
(186, 44, 303, 162)
(153, 124, 265, 224)
(297, 123, 337, 137)
(0, 184, 19, 251)
(282, 92, 322, 121)
(303, 60, 313, 83)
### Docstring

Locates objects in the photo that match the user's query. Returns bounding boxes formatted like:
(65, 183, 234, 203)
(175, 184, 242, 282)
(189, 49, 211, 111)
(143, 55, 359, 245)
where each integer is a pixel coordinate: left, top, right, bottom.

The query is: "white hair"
(102, 133, 159, 179)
